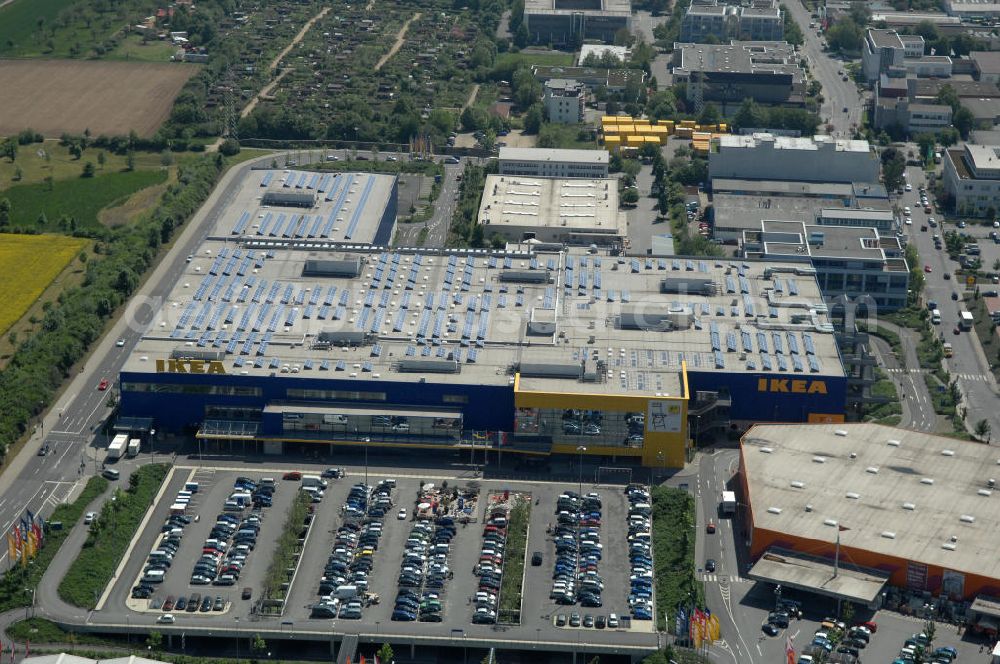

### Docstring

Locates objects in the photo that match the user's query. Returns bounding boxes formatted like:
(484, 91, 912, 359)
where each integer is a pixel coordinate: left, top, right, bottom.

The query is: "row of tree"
(0, 155, 226, 461)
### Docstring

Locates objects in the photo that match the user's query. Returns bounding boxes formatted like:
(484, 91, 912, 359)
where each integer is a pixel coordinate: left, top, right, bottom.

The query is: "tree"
(251, 634, 267, 655)
(0, 198, 10, 227)
(161, 151, 174, 167)
(975, 418, 992, 442)
(125, 151, 135, 171)
(36, 211, 47, 229)
(953, 106, 975, 140)
(914, 20, 939, 46)
(97, 151, 106, 169)
(923, 620, 936, 645)
(936, 84, 960, 113)
(826, 18, 864, 54)
(848, 0, 872, 26)
(916, 133, 936, 161)
(1, 138, 16, 162)
(880, 147, 906, 192)
(697, 102, 720, 126)
(81, 161, 95, 178)
(219, 138, 241, 156)
(523, 104, 543, 134)
(732, 98, 765, 130)
(377, 643, 394, 663)
(621, 187, 640, 206)
(146, 631, 163, 651)
(513, 24, 528, 49)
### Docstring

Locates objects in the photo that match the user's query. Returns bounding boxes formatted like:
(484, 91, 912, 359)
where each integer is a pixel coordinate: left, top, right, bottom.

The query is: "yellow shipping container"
(718, 123, 728, 133)
(626, 136, 645, 146)
(693, 131, 712, 141)
(679, 120, 697, 128)
(618, 124, 636, 135)
(675, 127, 694, 139)
(603, 124, 623, 134)
(604, 135, 622, 145)
(602, 116, 622, 124)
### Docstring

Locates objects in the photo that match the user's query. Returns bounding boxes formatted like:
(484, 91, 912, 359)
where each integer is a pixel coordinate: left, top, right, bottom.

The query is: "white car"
(904, 206, 911, 215)
(158, 614, 175, 623)
(904, 217, 912, 225)
(905, 183, 912, 191)
(397, 508, 407, 520)
(84, 512, 96, 525)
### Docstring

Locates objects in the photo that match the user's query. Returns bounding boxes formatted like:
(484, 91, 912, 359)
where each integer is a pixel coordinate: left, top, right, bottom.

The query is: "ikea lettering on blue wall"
(757, 378, 827, 394)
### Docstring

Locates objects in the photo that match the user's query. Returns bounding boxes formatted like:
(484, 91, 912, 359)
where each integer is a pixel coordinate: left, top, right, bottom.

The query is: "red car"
(857, 620, 877, 633)
(282, 471, 302, 480)
(98, 378, 110, 391)
(924, 265, 932, 273)
(706, 522, 716, 534)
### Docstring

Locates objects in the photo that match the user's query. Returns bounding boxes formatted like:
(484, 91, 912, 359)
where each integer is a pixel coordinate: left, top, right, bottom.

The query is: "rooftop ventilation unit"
(942, 449, 955, 457)
(960, 514, 975, 523)
(760, 447, 774, 454)
(865, 467, 879, 474)
(902, 502, 916, 510)
(519, 362, 583, 379)
(790, 480, 804, 488)
(887, 439, 901, 447)
(500, 270, 550, 284)
(767, 507, 783, 514)
(881, 531, 896, 539)
(303, 258, 362, 278)
(846, 492, 860, 499)
(812, 456, 827, 463)
(170, 348, 224, 361)
(823, 519, 838, 527)
(397, 359, 460, 374)
(942, 542, 957, 551)
(835, 430, 848, 437)
(921, 478, 935, 485)
(318, 330, 367, 346)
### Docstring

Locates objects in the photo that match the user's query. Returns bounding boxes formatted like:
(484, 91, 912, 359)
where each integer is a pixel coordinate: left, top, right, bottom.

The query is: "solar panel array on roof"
(788, 279, 799, 296)
(725, 331, 737, 352)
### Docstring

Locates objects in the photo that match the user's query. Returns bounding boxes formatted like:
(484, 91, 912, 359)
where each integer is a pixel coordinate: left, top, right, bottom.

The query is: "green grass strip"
(58, 464, 169, 608)
(498, 496, 530, 621)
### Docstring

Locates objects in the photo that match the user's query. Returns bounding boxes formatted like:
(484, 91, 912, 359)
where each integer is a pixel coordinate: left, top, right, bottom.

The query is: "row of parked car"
(135, 484, 206, 593)
(391, 516, 457, 622)
(192, 477, 268, 587)
(311, 481, 393, 620)
(625, 485, 653, 621)
(549, 490, 604, 609)
(471, 506, 510, 624)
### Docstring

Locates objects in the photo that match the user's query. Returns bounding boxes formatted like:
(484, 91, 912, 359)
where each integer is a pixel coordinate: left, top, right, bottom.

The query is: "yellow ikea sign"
(757, 378, 827, 394)
(155, 359, 226, 375)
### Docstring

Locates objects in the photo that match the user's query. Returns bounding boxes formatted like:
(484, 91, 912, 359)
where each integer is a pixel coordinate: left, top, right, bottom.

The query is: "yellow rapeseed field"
(0, 234, 86, 335)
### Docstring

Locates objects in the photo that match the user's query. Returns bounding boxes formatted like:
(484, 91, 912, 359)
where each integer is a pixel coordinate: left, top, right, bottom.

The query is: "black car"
(705, 559, 716, 573)
(761, 623, 779, 637)
(175, 596, 188, 611)
(767, 612, 789, 628)
(595, 615, 607, 629)
(531, 551, 543, 566)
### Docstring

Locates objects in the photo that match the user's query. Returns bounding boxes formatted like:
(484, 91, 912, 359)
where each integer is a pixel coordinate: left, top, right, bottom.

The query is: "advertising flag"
(31, 520, 41, 549)
(26, 530, 37, 558)
(709, 613, 721, 640)
(6, 533, 15, 562)
(785, 635, 796, 664)
(25, 509, 34, 525)
(12, 526, 22, 553)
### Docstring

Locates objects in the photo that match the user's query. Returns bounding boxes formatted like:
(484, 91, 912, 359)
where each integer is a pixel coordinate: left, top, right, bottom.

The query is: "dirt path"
(461, 83, 480, 111)
(239, 6, 330, 120)
(375, 12, 421, 72)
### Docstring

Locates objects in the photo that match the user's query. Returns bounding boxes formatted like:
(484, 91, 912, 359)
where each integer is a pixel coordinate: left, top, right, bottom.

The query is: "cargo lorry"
(106, 434, 127, 461)
(127, 438, 141, 457)
(721, 491, 736, 516)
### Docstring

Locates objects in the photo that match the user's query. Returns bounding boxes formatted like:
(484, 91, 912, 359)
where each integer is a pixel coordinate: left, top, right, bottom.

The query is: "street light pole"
(364, 437, 370, 486)
(576, 446, 587, 495)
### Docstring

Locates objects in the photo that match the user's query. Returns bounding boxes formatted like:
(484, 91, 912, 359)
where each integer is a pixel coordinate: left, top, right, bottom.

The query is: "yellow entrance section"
(513, 363, 689, 469)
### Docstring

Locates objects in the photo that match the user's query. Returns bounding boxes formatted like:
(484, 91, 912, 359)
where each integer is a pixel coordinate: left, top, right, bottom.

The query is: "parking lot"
(102, 465, 660, 649)
(121, 468, 301, 617)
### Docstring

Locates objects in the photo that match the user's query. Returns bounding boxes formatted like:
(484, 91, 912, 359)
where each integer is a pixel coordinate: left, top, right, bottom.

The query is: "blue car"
(633, 609, 653, 620)
(391, 609, 416, 621)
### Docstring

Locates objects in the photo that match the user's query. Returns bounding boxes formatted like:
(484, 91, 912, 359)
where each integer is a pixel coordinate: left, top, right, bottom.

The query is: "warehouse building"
(740, 423, 1000, 607)
(499, 147, 610, 179)
(117, 203, 847, 467)
(477, 174, 625, 247)
(523, 0, 631, 45)
(709, 133, 880, 184)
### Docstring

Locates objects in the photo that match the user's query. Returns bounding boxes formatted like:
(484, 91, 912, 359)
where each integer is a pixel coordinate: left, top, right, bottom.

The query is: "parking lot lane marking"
(756, 642, 762, 656)
(94, 465, 181, 611)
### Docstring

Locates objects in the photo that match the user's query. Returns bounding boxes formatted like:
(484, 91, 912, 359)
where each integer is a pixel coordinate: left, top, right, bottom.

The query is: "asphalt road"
(393, 159, 466, 249)
(900, 162, 1000, 437)
(783, 0, 862, 136)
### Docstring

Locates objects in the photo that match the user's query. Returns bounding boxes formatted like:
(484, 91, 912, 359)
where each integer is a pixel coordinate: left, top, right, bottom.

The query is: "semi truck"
(106, 434, 128, 460)
(127, 438, 141, 457)
(721, 491, 736, 516)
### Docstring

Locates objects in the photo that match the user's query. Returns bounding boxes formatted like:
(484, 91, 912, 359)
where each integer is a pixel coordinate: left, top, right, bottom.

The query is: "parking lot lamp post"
(364, 437, 370, 486)
(234, 616, 240, 661)
(576, 446, 587, 495)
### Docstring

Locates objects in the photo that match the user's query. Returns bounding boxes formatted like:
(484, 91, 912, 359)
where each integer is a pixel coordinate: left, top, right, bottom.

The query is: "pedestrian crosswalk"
(702, 574, 753, 584)
(884, 368, 992, 382)
(884, 368, 926, 374)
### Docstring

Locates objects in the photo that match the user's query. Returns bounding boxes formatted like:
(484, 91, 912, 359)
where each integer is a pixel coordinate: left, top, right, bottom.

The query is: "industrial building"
(740, 220, 910, 310)
(532, 65, 646, 93)
(543, 79, 587, 123)
(477, 175, 625, 247)
(862, 29, 931, 83)
(671, 41, 805, 106)
(944, 143, 1000, 217)
(523, 0, 631, 45)
(116, 174, 848, 468)
(709, 134, 880, 184)
(873, 99, 954, 136)
(740, 423, 1000, 607)
(498, 147, 610, 179)
(680, 0, 784, 44)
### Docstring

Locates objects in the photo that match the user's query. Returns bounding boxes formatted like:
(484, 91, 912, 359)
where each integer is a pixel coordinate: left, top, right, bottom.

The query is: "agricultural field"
(0, 234, 88, 336)
(0, 170, 168, 233)
(0, 60, 197, 138)
(239, 0, 504, 145)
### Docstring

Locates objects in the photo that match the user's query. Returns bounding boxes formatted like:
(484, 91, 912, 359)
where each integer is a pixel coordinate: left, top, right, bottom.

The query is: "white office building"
(499, 147, 610, 179)
(709, 134, 880, 184)
(943, 143, 1000, 216)
(543, 79, 586, 124)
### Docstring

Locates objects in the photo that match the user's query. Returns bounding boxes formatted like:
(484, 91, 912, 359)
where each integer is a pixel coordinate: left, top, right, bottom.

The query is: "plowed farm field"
(0, 60, 196, 138)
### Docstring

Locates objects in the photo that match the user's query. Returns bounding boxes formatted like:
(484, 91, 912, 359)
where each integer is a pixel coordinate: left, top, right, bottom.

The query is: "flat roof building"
(523, 0, 631, 45)
(543, 79, 586, 124)
(680, 0, 784, 44)
(741, 220, 910, 310)
(709, 133, 880, 184)
(532, 65, 646, 93)
(740, 423, 1000, 603)
(672, 41, 805, 105)
(944, 143, 1000, 216)
(217, 169, 398, 246)
(477, 175, 624, 246)
(499, 147, 610, 179)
